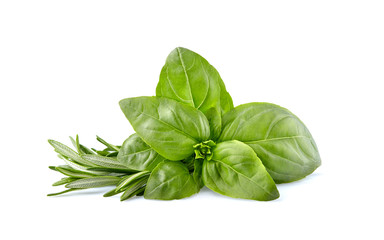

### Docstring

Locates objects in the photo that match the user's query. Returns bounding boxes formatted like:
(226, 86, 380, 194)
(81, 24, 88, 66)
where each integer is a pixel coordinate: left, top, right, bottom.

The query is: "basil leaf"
(117, 133, 165, 171)
(119, 96, 210, 161)
(202, 140, 279, 201)
(144, 161, 199, 200)
(219, 103, 321, 183)
(217, 77, 234, 115)
(156, 47, 233, 138)
(204, 107, 222, 141)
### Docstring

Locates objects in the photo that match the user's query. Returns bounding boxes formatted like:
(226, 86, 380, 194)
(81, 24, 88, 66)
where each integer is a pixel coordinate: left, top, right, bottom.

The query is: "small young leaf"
(65, 176, 121, 189)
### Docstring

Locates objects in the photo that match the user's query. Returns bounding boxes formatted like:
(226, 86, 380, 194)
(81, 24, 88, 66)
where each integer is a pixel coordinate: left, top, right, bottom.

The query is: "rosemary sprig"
(47, 135, 148, 201)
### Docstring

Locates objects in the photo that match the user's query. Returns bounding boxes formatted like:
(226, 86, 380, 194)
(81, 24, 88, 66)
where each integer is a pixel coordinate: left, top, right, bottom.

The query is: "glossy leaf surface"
(219, 103, 321, 183)
(119, 96, 210, 160)
(144, 161, 199, 200)
(203, 140, 279, 201)
(204, 107, 222, 141)
(156, 47, 233, 115)
(117, 133, 165, 171)
(156, 47, 233, 140)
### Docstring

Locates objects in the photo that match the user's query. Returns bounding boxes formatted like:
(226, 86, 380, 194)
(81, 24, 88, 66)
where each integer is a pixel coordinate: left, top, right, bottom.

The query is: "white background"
(1, 0, 383, 239)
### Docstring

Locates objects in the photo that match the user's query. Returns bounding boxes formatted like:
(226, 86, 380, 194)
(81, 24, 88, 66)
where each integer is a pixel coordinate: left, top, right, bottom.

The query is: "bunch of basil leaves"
(118, 47, 321, 201)
(48, 47, 321, 201)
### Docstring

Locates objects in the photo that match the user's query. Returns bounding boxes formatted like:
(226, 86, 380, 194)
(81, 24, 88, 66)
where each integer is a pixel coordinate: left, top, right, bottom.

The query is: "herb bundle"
(48, 47, 321, 201)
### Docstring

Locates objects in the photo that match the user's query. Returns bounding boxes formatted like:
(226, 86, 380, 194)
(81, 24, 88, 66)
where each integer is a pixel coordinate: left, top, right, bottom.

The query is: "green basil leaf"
(217, 78, 234, 115)
(117, 133, 165, 171)
(144, 161, 199, 200)
(202, 140, 279, 201)
(119, 96, 210, 161)
(156, 47, 233, 136)
(219, 103, 321, 183)
(204, 107, 222, 140)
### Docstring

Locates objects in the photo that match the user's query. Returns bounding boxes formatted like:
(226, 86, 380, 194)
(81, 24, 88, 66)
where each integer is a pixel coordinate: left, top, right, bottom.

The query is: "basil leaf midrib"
(176, 47, 195, 106)
(164, 66, 192, 104)
(195, 57, 211, 109)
